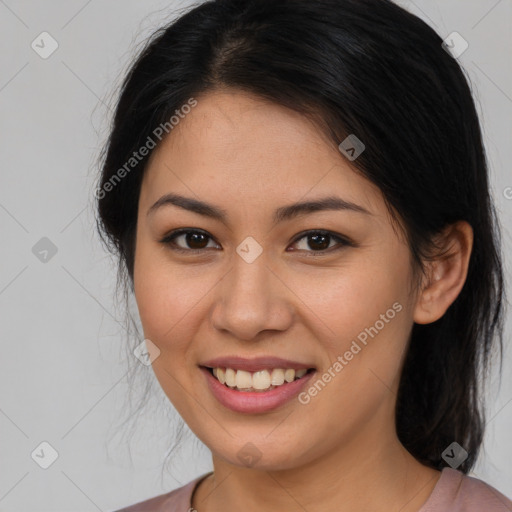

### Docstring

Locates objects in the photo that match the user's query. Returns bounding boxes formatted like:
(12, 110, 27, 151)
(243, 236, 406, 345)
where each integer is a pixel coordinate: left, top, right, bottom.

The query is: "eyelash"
(159, 228, 354, 256)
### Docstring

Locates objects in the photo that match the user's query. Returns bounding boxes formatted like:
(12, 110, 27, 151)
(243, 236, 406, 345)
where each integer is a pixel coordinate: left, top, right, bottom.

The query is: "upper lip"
(200, 356, 315, 373)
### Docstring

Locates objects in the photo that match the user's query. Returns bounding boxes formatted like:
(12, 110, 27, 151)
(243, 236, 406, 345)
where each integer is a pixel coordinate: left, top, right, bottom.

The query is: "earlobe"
(413, 221, 473, 325)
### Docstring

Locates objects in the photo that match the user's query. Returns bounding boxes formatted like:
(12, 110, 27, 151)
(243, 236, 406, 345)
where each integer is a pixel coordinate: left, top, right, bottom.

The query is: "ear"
(413, 221, 473, 325)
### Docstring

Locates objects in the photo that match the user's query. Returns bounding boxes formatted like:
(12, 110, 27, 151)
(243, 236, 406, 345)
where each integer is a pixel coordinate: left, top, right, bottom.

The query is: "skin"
(133, 88, 473, 512)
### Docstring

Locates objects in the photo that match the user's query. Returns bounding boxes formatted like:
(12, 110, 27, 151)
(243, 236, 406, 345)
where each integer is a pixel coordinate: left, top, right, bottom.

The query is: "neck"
(193, 421, 441, 512)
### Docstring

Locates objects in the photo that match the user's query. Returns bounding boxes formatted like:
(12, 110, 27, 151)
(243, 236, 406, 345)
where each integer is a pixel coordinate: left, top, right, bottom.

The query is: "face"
(133, 89, 419, 471)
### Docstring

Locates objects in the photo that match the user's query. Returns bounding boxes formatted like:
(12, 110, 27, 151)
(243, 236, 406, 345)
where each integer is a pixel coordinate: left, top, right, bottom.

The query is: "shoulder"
(456, 471, 512, 511)
(110, 472, 212, 512)
(421, 467, 512, 512)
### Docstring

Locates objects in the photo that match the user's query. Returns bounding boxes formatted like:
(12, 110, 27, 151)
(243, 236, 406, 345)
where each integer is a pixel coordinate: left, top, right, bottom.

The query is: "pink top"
(112, 468, 512, 511)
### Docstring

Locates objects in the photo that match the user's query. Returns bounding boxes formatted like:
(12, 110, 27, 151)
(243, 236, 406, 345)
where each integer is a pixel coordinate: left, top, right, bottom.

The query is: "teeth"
(225, 368, 236, 387)
(284, 369, 295, 382)
(216, 368, 226, 384)
(236, 370, 253, 390)
(253, 370, 271, 390)
(270, 368, 285, 386)
(210, 367, 310, 391)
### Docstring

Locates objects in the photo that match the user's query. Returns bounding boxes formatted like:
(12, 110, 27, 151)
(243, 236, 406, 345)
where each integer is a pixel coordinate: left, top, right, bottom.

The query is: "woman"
(96, 0, 512, 510)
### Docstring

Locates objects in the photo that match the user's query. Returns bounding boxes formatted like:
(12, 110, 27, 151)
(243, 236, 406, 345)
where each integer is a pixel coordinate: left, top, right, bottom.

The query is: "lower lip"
(200, 366, 316, 413)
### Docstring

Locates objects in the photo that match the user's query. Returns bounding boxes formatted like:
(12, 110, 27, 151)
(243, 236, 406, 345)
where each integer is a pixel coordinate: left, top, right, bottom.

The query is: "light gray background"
(0, 0, 511, 510)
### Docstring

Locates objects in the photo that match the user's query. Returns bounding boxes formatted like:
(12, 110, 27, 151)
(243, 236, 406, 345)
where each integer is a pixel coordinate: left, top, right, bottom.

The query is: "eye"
(159, 228, 220, 253)
(159, 228, 353, 255)
(288, 230, 352, 254)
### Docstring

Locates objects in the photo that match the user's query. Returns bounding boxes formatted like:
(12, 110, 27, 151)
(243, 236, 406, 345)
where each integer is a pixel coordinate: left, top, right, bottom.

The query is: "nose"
(210, 249, 294, 341)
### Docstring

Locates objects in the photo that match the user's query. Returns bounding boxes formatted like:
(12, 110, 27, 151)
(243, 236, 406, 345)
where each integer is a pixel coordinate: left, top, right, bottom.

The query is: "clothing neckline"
(188, 467, 457, 511)
(189, 471, 214, 509)
(417, 467, 463, 511)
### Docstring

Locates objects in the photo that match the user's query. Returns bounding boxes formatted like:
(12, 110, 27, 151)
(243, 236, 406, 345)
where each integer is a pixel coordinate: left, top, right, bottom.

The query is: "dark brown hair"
(96, 0, 505, 473)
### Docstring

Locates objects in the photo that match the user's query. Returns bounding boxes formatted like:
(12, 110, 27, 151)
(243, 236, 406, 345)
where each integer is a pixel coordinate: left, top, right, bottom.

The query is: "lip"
(200, 356, 315, 373)
(200, 366, 316, 413)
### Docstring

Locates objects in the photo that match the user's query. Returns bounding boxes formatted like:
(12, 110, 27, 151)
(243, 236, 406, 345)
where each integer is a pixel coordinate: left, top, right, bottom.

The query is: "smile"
(208, 367, 311, 392)
(200, 364, 317, 413)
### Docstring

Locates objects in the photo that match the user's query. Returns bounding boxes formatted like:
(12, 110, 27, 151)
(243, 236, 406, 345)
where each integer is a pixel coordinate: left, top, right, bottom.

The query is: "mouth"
(199, 362, 317, 413)
(202, 366, 316, 392)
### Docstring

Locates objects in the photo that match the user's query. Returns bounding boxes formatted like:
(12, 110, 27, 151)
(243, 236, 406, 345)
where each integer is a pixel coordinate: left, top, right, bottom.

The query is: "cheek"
(133, 251, 205, 412)
(134, 270, 194, 349)
(133, 244, 219, 368)
(291, 251, 412, 414)
(134, 238, 189, 335)
(291, 256, 410, 356)
(134, 261, 172, 338)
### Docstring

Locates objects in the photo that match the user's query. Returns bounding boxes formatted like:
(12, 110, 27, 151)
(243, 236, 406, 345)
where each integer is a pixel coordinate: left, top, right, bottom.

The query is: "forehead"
(141, 89, 383, 216)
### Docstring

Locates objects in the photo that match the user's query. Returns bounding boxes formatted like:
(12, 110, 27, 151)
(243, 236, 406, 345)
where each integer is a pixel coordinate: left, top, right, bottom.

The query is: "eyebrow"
(147, 192, 372, 224)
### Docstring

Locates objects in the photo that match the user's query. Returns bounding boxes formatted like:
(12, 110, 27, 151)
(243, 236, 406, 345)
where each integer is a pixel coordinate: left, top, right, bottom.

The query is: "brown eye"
(160, 229, 220, 252)
(306, 233, 330, 250)
(289, 230, 352, 254)
(182, 232, 209, 249)
(160, 228, 353, 255)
